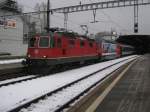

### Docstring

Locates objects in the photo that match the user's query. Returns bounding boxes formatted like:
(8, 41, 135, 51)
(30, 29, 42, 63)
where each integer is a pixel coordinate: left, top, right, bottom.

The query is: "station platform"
(0, 56, 24, 70)
(94, 54, 150, 112)
(0, 62, 24, 81)
(0, 63, 23, 70)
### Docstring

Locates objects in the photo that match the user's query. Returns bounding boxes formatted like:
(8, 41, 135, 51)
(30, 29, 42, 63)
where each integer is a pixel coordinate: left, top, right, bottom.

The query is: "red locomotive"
(23, 28, 134, 74)
(22, 0, 135, 74)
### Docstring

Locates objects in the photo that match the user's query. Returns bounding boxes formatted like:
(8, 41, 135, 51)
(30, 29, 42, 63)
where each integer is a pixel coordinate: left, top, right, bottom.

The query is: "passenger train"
(23, 28, 134, 74)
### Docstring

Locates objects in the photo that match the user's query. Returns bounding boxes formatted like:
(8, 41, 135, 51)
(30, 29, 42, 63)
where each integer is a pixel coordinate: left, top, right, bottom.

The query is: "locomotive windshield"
(39, 37, 49, 47)
(29, 38, 36, 47)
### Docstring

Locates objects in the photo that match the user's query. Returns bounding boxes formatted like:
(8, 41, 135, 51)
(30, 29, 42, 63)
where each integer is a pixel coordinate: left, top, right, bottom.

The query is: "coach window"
(80, 40, 85, 48)
(111, 44, 116, 52)
(69, 40, 75, 48)
(89, 42, 93, 48)
(29, 38, 36, 47)
(57, 38, 62, 48)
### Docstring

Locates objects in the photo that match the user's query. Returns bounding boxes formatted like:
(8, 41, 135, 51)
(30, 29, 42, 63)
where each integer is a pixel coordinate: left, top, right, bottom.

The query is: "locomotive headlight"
(27, 54, 31, 58)
(43, 55, 47, 58)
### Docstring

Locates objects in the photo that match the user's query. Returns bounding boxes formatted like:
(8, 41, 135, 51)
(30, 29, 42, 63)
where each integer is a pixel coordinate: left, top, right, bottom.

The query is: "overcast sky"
(17, 0, 150, 35)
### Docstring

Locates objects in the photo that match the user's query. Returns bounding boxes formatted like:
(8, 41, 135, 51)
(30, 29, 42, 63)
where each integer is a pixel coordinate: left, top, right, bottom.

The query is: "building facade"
(0, 0, 28, 56)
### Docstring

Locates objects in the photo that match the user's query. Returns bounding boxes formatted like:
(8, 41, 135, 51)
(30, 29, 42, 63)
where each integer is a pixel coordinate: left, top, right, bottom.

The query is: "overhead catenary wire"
(100, 10, 130, 32)
(16, 2, 102, 33)
(20, 3, 119, 31)
(51, 14, 101, 33)
(0, 1, 130, 34)
(88, 0, 130, 33)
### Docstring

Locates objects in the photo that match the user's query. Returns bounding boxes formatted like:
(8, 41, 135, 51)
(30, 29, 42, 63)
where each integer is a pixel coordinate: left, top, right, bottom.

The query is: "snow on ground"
(0, 59, 24, 64)
(0, 55, 137, 112)
(21, 57, 135, 112)
(0, 75, 36, 85)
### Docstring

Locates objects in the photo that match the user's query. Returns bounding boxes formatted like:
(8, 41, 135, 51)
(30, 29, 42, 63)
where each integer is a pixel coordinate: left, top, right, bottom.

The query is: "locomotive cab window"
(39, 37, 49, 47)
(29, 38, 36, 47)
(57, 38, 62, 48)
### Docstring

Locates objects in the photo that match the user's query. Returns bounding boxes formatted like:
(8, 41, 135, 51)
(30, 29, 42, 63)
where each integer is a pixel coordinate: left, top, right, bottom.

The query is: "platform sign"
(6, 19, 16, 28)
(0, 19, 16, 28)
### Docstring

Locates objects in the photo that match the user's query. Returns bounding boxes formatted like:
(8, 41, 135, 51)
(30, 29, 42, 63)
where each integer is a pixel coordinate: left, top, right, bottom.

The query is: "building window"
(23, 34, 29, 44)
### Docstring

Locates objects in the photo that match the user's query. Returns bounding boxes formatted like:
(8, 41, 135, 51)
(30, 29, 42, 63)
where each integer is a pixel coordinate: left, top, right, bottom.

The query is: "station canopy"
(117, 35, 150, 54)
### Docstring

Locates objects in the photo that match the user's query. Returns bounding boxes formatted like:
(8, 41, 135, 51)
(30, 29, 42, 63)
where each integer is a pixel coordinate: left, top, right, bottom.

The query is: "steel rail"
(0, 74, 38, 88)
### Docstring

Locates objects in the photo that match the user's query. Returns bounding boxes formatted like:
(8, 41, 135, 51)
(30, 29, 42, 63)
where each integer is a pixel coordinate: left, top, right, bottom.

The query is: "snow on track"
(0, 55, 137, 112)
(0, 75, 36, 86)
(0, 59, 24, 64)
(21, 57, 136, 112)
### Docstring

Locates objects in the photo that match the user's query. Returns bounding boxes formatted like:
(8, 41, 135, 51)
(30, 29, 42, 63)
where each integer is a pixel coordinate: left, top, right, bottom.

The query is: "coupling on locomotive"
(22, 28, 134, 74)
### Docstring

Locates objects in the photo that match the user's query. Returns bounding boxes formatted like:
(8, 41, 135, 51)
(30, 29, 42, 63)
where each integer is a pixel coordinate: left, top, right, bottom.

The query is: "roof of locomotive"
(30, 28, 95, 42)
(50, 28, 95, 41)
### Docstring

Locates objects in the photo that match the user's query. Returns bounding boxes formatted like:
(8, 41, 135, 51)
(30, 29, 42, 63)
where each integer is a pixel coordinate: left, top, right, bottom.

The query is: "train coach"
(23, 28, 134, 74)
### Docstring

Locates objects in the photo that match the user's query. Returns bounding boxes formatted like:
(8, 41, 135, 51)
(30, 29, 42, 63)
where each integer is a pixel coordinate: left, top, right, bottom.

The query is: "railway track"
(0, 55, 135, 84)
(0, 63, 93, 87)
(0, 57, 106, 87)
(0, 75, 38, 88)
(0, 68, 25, 81)
(6, 56, 137, 112)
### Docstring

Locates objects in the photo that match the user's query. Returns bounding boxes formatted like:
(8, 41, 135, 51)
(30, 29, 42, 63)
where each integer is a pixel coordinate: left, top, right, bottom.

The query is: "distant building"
(0, 0, 28, 56)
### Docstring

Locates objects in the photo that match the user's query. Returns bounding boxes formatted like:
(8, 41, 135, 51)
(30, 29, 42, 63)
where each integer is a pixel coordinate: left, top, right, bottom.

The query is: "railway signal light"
(134, 23, 138, 33)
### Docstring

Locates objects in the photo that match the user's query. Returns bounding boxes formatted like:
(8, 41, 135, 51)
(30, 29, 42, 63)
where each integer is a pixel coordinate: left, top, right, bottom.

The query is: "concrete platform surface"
(0, 63, 23, 70)
(96, 54, 150, 112)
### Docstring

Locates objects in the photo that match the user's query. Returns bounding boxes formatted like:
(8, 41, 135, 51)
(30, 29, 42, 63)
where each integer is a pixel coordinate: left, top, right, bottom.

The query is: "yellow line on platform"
(86, 59, 137, 112)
